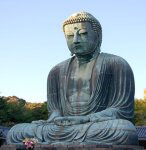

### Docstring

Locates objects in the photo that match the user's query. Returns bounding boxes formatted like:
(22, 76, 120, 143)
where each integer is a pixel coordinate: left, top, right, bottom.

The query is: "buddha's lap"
(8, 119, 136, 138)
(7, 119, 138, 145)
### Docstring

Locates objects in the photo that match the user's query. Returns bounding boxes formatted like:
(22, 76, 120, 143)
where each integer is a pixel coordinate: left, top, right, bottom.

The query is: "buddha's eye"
(65, 33, 74, 39)
(65, 31, 74, 38)
(79, 32, 88, 39)
(79, 32, 87, 35)
(79, 29, 87, 35)
(66, 35, 73, 38)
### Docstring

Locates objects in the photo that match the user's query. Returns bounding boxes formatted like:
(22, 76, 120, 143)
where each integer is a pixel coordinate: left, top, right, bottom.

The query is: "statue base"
(0, 144, 144, 150)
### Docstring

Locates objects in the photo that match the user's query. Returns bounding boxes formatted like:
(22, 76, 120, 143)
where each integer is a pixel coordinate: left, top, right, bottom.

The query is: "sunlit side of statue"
(7, 12, 139, 145)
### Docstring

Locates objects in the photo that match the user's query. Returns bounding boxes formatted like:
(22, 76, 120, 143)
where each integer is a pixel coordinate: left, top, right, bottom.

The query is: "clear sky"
(0, 0, 146, 102)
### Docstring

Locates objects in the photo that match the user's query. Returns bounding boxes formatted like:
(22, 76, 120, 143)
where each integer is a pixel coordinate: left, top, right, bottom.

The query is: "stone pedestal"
(0, 144, 145, 150)
(35, 144, 144, 150)
(0, 144, 17, 150)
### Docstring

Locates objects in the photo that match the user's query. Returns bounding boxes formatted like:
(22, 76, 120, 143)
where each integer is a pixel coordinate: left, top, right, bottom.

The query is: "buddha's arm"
(47, 110, 61, 123)
(87, 108, 117, 122)
(47, 66, 63, 121)
(87, 56, 135, 123)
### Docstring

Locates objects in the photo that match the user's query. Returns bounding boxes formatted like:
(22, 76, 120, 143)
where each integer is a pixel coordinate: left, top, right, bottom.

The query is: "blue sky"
(0, 0, 146, 102)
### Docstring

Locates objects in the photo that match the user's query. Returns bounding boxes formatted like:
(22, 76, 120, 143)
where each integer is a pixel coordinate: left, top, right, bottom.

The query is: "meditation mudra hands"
(47, 110, 89, 126)
(53, 112, 116, 125)
(32, 109, 114, 125)
(53, 116, 89, 126)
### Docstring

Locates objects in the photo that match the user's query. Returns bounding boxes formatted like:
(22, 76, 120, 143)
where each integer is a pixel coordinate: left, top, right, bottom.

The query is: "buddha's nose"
(73, 33, 80, 44)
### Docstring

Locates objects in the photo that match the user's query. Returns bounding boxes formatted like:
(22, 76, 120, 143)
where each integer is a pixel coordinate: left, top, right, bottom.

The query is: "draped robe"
(7, 52, 138, 145)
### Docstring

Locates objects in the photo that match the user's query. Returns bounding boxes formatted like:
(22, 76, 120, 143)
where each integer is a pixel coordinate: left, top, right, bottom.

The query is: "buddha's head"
(63, 12, 102, 56)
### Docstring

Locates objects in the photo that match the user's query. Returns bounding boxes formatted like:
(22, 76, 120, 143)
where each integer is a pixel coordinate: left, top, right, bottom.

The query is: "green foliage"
(134, 98, 146, 126)
(0, 97, 8, 123)
(0, 96, 48, 127)
(24, 102, 48, 122)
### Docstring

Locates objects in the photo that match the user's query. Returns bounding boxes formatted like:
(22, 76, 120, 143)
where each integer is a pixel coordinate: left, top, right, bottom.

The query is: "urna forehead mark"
(64, 22, 91, 33)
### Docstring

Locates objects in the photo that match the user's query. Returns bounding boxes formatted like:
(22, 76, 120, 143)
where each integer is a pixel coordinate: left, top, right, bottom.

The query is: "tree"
(0, 97, 8, 124)
(134, 98, 146, 125)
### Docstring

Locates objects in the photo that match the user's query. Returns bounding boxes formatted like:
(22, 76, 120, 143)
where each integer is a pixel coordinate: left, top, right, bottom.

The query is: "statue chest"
(67, 59, 95, 106)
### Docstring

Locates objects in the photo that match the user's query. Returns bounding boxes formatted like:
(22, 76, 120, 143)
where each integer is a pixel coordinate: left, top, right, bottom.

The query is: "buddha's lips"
(73, 45, 81, 49)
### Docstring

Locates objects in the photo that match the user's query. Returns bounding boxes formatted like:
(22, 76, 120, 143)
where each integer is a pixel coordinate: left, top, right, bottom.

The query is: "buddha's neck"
(75, 51, 99, 64)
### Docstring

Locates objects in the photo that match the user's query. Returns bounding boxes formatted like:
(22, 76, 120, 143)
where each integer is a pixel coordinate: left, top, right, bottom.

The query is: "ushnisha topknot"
(62, 12, 102, 33)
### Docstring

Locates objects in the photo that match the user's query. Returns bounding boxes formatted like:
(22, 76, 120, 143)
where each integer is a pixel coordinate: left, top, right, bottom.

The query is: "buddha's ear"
(96, 33, 102, 50)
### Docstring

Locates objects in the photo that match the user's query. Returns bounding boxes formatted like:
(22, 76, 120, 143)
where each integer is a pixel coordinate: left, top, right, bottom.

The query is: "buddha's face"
(64, 22, 98, 56)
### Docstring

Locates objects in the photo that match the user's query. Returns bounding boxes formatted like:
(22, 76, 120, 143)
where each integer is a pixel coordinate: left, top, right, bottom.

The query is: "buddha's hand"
(47, 110, 61, 123)
(54, 116, 89, 126)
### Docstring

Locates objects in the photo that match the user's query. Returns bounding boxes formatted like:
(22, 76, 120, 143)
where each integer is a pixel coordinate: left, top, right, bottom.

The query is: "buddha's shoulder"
(100, 52, 129, 64)
(49, 57, 72, 72)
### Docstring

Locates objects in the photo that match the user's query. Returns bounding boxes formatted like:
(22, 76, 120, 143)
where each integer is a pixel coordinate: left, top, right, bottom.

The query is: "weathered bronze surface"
(7, 12, 139, 145)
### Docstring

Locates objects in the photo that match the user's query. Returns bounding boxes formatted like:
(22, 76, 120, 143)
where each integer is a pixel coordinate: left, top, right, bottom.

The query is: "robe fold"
(7, 52, 138, 145)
